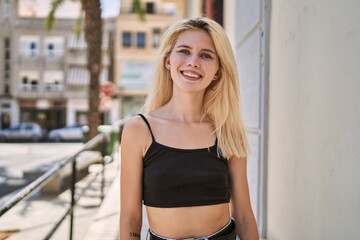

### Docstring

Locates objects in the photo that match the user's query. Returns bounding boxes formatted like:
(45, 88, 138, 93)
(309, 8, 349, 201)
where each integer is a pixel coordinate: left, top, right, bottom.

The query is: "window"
(48, 43, 54, 54)
(20, 36, 40, 57)
(153, 28, 161, 48)
(44, 37, 64, 57)
(4, 84, 10, 95)
(3, 39, 11, 81)
(22, 76, 29, 84)
(44, 71, 64, 92)
(137, 32, 146, 48)
(45, 42, 61, 57)
(146, 2, 155, 14)
(24, 123, 33, 130)
(45, 80, 63, 92)
(76, 111, 88, 125)
(2, 0, 10, 20)
(4, 61, 10, 71)
(10, 125, 21, 131)
(30, 42, 37, 56)
(27, 42, 38, 56)
(30, 80, 39, 91)
(122, 32, 132, 47)
(4, 38, 10, 48)
(5, 50, 10, 59)
(20, 71, 39, 92)
(1, 103, 10, 109)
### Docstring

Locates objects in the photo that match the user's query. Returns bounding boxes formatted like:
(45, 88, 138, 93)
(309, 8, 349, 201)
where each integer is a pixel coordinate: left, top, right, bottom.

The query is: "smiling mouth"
(181, 71, 203, 79)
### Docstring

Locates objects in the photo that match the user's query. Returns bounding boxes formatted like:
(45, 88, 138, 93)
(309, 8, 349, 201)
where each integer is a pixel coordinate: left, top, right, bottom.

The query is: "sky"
(18, 0, 120, 18)
(100, 0, 120, 18)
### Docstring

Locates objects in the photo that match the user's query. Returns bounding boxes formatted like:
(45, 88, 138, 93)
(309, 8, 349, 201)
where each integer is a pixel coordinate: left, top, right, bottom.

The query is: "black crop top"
(138, 114, 231, 208)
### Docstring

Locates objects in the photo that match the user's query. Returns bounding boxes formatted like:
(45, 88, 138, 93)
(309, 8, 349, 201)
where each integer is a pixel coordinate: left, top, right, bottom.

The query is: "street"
(0, 142, 83, 201)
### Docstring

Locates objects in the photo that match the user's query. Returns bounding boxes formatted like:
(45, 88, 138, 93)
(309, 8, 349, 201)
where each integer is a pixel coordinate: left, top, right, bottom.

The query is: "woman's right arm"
(120, 117, 146, 240)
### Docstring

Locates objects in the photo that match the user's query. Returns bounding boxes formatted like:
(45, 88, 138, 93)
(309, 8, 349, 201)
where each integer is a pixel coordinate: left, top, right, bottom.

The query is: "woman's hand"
(228, 156, 260, 240)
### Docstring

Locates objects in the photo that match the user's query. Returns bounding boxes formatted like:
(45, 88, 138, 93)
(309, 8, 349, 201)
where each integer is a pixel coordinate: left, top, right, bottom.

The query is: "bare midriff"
(146, 203, 230, 239)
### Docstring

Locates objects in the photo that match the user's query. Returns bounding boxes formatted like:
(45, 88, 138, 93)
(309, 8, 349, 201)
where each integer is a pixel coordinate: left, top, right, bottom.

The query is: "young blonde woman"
(120, 17, 259, 240)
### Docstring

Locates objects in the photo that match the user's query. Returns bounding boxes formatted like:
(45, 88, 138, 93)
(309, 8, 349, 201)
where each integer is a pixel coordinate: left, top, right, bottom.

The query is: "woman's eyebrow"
(176, 44, 216, 55)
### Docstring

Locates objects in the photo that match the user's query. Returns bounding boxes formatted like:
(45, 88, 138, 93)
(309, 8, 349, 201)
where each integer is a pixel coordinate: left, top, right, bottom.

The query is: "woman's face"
(165, 29, 220, 94)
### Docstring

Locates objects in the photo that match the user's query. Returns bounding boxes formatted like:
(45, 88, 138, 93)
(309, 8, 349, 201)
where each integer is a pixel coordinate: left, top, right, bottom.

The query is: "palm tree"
(81, 0, 102, 140)
(47, 0, 145, 140)
(47, 0, 102, 139)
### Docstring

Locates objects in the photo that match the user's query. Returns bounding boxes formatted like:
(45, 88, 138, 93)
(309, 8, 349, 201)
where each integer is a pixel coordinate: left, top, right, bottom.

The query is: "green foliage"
(132, 0, 146, 21)
(74, 12, 84, 38)
(46, 0, 83, 38)
(46, 0, 64, 31)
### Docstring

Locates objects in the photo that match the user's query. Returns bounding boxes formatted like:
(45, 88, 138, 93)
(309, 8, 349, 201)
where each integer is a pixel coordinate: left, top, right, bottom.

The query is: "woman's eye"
(177, 49, 190, 55)
(201, 53, 213, 60)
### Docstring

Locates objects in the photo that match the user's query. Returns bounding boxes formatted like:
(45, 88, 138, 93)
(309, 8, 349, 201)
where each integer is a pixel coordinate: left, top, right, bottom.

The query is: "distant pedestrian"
(120, 17, 259, 240)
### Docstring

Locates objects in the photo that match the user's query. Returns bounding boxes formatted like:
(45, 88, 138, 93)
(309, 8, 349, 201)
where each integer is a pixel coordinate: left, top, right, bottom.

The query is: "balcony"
(119, 7, 174, 15)
(18, 84, 65, 99)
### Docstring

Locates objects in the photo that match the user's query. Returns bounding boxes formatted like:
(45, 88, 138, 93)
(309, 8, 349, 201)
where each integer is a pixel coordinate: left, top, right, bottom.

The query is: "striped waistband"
(147, 218, 235, 240)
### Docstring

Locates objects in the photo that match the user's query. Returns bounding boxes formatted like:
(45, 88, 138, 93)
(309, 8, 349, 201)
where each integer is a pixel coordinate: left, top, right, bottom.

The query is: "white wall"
(268, 0, 360, 239)
(224, 0, 269, 236)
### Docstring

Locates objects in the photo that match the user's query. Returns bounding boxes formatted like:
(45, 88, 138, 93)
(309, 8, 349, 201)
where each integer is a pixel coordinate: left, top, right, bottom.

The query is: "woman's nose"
(187, 55, 200, 68)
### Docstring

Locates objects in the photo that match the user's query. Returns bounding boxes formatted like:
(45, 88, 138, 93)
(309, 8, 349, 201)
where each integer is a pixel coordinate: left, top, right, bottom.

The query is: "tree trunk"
(82, 0, 102, 139)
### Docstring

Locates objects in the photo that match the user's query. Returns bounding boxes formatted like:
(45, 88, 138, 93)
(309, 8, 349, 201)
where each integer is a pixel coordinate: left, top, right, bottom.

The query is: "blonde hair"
(143, 17, 249, 158)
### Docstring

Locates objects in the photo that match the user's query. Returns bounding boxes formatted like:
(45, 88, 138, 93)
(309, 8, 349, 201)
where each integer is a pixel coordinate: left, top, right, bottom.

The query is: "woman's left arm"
(228, 156, 259, 240)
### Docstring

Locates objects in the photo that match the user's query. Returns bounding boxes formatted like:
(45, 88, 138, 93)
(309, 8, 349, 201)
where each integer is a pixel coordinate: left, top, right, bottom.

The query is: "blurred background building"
(114, 0, 175, 117)
(0, 0, 114, 130)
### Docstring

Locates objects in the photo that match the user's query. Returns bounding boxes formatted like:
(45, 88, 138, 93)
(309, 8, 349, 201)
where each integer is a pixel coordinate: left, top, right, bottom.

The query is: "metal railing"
(0, 119, 126, 240)
(119, 6, 174, 15)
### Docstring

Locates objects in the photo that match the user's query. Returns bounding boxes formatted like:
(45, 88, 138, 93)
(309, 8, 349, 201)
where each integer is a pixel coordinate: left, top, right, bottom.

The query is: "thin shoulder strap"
(138, 114, 155, 141)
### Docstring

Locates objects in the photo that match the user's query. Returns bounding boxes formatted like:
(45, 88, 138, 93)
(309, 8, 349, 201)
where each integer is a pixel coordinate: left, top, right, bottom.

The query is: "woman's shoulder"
(123, 114, 149, 134)
(121, 114, 153, 153)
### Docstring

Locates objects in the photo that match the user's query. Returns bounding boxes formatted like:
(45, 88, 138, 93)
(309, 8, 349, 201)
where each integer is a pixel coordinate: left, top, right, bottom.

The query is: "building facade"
(114, 0, 176, 118)
(0, 0, 17, 129)
(0, 0, 115, 131)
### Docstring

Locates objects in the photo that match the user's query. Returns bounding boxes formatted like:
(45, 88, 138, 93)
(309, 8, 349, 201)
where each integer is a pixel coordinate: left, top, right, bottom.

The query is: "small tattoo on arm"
(130, 232, 141, 239)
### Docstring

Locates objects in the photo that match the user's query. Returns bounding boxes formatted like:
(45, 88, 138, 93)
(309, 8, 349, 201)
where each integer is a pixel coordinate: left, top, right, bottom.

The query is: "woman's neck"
(164, 92, 205, 123)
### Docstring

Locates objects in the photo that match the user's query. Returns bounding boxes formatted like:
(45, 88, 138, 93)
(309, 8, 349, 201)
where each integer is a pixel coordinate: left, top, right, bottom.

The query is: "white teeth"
(183, 71, 200, 78)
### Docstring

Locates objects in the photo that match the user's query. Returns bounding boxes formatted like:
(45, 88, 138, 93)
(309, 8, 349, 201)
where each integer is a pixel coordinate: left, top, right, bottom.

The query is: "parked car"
(0, 122, 46, 142)
(48, 124, 86, 142)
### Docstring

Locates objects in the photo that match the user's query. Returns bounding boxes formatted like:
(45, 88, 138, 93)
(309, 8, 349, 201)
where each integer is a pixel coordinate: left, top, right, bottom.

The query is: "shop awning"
(66, 68, 109, 86)
(66, 68, 90, 86)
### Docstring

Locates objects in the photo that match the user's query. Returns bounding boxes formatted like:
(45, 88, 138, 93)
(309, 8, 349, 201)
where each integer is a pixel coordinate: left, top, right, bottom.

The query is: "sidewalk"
(83, 172, 120, 240)
(0, 156, 119, 240)
(84, 155, 150, 240)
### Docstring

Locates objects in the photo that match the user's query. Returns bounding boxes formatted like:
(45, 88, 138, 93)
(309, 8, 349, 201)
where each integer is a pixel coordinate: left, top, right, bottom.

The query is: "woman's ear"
(164, 58, 171, 70)
(215, 69, 222, 80)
